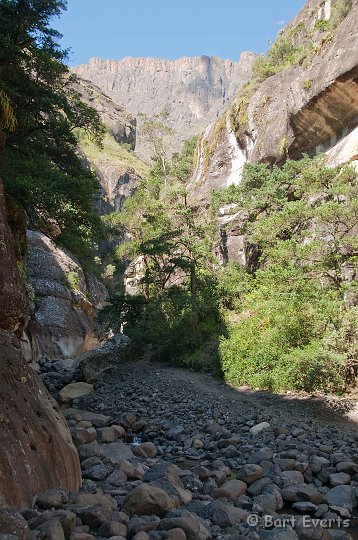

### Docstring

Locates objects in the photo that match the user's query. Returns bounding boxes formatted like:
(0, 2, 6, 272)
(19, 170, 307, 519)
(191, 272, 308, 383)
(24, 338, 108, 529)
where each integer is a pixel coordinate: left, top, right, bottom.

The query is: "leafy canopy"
(0, 0, 105, 264)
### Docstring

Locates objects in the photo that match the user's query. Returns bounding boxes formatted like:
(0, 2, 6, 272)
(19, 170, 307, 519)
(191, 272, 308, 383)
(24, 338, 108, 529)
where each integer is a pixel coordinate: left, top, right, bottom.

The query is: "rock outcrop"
(0, 179, 81, 508)
(242, 1, 358, 166)
(79, 333, 131, 383)
(24, 230, 107, 360)
(190, 0, 358, 204)
(73, 54, 256, 154)
(74, 76, 146, 214)
(71, 76, 136, 148)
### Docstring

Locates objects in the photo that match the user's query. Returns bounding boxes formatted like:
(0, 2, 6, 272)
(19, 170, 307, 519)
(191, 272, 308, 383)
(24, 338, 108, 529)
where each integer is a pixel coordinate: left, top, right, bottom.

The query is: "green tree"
(216, 157, 358, 391)
(0, 0, 105, 263)
(100, 138, 222, 362)
(139, 111, 173, 185)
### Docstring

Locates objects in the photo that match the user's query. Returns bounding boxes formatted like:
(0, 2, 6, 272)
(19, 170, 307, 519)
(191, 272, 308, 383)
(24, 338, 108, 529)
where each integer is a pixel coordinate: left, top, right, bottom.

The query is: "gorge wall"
(73, 54, 256, 154)
(22, 78, 148, 361)
(0, 180, 81, 508)
(73, 77, 146, 214)
(187, 0, 358, 267)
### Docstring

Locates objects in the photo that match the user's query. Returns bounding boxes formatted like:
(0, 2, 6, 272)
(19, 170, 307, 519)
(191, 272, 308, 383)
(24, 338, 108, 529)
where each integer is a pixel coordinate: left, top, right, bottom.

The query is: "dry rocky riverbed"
(2, 357, 358, 540)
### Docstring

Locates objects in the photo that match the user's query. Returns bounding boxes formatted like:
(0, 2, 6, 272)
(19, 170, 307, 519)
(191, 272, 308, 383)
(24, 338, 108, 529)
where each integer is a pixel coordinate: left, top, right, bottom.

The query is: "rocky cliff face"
(190, 0, 358, 202)
(24, 230, 107, 361)
(244, 0, 358, 166)
(20, 79, 146, 361)
(73, 54, 256, 154)
(0, 180, 81, 508)
(74, 76, 146, 214)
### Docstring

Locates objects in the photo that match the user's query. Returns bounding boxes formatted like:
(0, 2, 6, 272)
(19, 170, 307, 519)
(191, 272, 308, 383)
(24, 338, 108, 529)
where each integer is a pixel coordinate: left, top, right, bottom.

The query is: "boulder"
(281, 471, 305, 486)
(143, 462, 183, 487)
(159, 512, 212, 540)
(36, 519, 65, 540)
(210, 504, 248, 527)
(133, 442, 157, 459)
(151, 478, 192, 506)
(72, 427, 97, 446)
(74, 505, 112, 529)
(70, 410, 111, 428)
(237, 464, 264, 484)
(249, 422, 271, 435)
(123, 483, 175, 516)
(97, 520, 127, 537)
(326, 485, 356, 511)
(29, 509, 76, 537)
(329, 472, 351, 486)
(58, 382, 94, 403)
(101, 442, 134, 464)
(211, 479, 247, 501)
(0, 507, 29, 539)
(79, 334, 130, 383)
(281, 484, 325, 505)
(36, 488, 69, 510)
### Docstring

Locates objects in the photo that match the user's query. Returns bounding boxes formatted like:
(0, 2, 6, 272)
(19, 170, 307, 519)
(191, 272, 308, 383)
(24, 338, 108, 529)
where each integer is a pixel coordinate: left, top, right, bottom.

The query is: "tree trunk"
(190, 261, 199, 345)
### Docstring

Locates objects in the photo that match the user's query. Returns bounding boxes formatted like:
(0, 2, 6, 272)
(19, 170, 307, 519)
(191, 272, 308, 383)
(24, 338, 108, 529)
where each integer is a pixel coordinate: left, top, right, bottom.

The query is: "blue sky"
(54, 0, 306, 66)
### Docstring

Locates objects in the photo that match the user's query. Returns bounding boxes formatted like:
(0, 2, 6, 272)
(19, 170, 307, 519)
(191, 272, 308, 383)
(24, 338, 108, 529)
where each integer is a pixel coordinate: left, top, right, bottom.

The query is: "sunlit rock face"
(73, 53, 256, 154)
(236, 0, 358, 166)
(187, 112, 249, 206)
(191, 0, 358, 203)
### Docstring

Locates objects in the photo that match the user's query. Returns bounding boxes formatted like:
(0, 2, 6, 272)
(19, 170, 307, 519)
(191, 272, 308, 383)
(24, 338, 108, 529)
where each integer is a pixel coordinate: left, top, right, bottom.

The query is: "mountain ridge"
(73, 52, 256, 153)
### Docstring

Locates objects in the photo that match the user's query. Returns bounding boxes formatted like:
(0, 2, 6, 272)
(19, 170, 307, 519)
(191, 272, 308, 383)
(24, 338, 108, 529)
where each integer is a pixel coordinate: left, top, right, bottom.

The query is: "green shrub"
(330, 0, 353, 29)
(216, 157, 357, 393)
(283, 343, 345, 393)
(65, 271, 80, 291)
(314, 19, 330, 31)
(252, 37, 303, 83)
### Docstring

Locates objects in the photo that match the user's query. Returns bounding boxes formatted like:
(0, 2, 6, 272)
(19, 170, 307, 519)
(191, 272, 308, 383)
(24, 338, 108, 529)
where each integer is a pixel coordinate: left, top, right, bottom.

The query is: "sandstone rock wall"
(72, 76, 136, 147)
(0, 329, 81, 508)
(93, 163, 140, 215)
(190, 0, 358, 208)
(187, 112, 247, 206)
(0, 179, 81, 508)
(240, 0, 358, 167)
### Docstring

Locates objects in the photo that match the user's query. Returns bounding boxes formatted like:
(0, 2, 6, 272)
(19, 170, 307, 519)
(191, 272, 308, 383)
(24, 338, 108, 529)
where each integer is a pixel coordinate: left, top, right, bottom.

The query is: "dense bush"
(216, 158, 358, 393)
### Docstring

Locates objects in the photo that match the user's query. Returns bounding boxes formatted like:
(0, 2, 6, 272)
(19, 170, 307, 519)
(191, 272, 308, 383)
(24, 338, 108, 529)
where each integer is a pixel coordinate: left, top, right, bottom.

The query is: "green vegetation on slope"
(80, 132, 150, 179)
(214, 158, 358, 392)
(98, 136, 225, 367)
